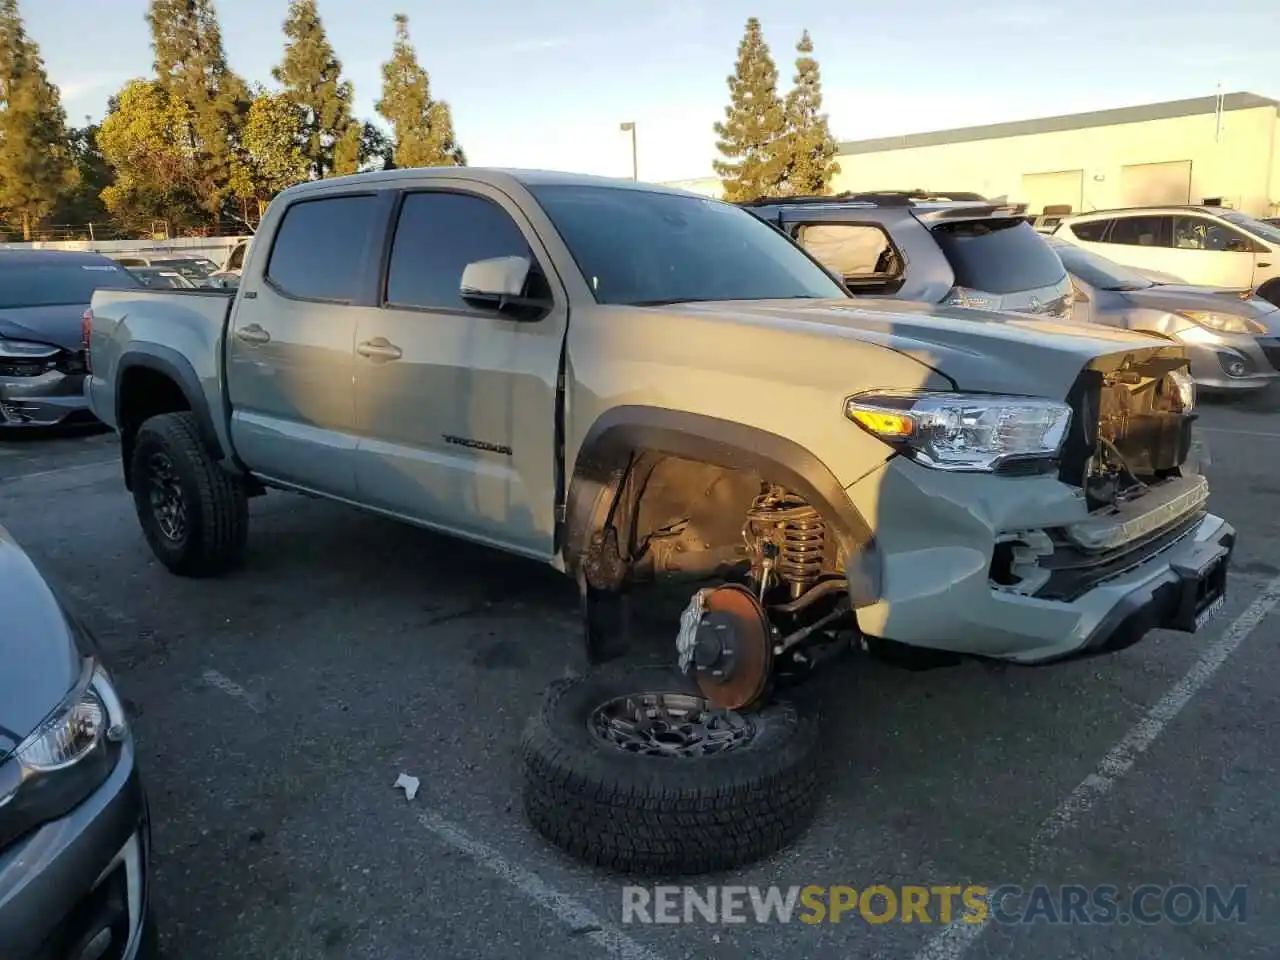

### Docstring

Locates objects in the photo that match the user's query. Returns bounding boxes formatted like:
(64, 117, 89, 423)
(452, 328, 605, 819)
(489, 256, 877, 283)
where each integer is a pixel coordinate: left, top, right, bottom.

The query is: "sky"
(25, 0, 1280, 185)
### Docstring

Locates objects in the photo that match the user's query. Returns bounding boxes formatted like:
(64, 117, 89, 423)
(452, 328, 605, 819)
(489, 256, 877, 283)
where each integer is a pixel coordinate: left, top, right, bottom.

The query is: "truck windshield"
(0, 259, 139, 309)
(527, 185, 848, 305)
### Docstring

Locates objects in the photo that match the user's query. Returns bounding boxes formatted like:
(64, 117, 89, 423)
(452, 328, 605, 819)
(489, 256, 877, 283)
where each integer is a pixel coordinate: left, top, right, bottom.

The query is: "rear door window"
(796, 223, 902, 287)
(1107, 215, 1172, 248)
(265, 196, 377, 302)
(1068, 219, 1111, 242)
(929, 219, 1066, 295)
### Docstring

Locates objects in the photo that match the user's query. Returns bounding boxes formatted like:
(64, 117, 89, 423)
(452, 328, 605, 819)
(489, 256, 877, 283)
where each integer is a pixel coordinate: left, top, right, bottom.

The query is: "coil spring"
(745, 493, 826, 588)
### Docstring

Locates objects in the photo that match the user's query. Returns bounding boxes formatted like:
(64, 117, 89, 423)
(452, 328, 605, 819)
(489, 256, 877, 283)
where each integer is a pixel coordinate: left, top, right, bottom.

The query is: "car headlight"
(845, 392, 1073, 472)
(1176, 311, 1265, 335)
(0, 339, 60, 359)
(0, 660, 127, 847)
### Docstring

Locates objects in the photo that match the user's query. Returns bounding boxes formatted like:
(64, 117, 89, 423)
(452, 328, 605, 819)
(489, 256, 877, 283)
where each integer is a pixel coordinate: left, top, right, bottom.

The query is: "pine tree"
(0, 0, 76, 239)
(712, 17, 787, 203)
(375, 14, 464, 168)
(273, 0, 360, 179)
(781, 30, 839, 196)
(147, 0, 249, 219)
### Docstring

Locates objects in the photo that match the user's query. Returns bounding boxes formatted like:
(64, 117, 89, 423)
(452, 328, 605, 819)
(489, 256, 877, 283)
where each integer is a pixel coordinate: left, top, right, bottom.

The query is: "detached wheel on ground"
(130, 412, 248, 577)
(520, 663, 824, 875)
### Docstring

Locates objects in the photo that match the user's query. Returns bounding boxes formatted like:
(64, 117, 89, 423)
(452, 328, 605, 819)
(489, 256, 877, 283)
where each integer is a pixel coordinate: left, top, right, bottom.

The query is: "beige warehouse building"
(667, 92, 1280, 218)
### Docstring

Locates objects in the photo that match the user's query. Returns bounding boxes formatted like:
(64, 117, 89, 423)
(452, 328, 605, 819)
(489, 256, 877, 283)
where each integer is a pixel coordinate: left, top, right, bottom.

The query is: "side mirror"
(460, 256, 551, 319)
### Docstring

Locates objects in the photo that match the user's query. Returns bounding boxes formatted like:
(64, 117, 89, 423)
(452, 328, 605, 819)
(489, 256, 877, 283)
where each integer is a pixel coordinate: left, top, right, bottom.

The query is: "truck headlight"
(845, 392, 1073, 472)
(1176, 311, 1265, 335)
(0, 661, 126, 847)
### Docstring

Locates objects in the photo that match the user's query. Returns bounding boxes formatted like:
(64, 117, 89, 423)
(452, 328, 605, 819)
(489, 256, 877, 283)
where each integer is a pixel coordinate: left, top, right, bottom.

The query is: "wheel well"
(578, 450, 845, 590)
(117, 367, 192, 490)
(1256, 277, 1280, 306)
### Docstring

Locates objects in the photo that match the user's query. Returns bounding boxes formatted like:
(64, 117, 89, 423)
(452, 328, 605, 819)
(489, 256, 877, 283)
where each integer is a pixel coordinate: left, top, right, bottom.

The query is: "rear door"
(225, 191, 385, 497)
(351, 183, 567, 561)
(1087, 214, 1177, 279)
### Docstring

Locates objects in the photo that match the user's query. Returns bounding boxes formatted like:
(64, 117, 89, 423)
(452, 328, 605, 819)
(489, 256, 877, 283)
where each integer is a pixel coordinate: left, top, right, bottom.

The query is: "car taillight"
(81, 308, 93, 373)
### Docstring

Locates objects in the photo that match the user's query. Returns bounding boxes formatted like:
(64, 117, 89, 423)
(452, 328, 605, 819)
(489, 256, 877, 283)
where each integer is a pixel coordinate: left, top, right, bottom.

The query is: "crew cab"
(84, 168, 1232, 688)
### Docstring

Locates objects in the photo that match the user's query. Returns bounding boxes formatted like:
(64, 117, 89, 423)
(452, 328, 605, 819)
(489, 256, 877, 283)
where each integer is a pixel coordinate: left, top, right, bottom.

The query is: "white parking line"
(415, 809, 669, 960)
(201, 668, 266, 714)
(1198, 426, 1280, 440)
(0, 458, 117, 483)
(912, 572, 1280, 960)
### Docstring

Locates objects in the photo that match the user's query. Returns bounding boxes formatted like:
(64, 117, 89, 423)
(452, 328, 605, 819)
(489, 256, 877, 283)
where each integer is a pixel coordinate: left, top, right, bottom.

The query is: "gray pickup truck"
(84, 168, 1234, 875)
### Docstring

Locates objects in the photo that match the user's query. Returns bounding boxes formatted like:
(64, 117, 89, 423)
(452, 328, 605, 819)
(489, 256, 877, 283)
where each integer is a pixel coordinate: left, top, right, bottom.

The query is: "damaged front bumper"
(843, 456, 1235, 664)
(0, 369, 94, 429)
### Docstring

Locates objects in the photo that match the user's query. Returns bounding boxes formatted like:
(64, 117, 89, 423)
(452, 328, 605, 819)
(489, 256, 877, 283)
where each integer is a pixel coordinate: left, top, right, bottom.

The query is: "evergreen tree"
(375, 14, 464, 168)
(53, 122, 115, 228)
(712, 17, 787, 203)
(273, 0, 360, 179)
(781, 30, 839, 196)
(147, 0, 249, 218)
(0, 0, 76, 240)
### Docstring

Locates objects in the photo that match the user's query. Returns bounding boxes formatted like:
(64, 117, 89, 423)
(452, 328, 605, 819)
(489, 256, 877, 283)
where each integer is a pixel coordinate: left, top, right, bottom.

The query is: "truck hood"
(676, 298, 1173, 398)
(0, 304, 87, 352)
(0, 525, 86, 763)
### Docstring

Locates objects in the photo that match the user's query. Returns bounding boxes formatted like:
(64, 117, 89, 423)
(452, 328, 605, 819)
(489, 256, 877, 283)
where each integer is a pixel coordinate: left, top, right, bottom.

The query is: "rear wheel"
(131, 412, 248, 576)
(520, 664, 824, 875)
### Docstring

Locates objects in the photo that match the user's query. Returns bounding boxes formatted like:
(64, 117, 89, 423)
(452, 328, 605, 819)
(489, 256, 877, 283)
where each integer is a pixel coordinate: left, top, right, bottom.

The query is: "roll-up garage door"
(1119, 160, 1192, 206)
(1021, 169, 1083, 215)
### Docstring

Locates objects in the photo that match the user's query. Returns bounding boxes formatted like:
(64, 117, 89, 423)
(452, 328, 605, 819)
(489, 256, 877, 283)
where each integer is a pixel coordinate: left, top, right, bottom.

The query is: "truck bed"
(85, 287, 238, 435)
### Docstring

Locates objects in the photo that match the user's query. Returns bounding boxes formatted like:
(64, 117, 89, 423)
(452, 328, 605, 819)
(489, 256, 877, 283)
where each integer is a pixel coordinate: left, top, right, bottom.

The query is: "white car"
(1053, 206, 1280, 306)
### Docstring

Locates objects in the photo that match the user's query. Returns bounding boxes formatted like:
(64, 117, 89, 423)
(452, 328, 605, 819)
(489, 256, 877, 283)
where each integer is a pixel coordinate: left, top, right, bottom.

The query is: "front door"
(1169, 215, 1257, 290)
(352, 183, 567, 561)
(225, 192, 383, 497)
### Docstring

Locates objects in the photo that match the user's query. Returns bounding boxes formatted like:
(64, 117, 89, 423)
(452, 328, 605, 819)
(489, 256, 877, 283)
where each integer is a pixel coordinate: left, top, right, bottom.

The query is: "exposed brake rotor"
(688, 584, 774, 712)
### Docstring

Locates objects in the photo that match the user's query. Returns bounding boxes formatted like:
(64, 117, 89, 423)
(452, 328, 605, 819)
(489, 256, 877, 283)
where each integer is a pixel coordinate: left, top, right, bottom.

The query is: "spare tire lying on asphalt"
(520, 664, 824, 875)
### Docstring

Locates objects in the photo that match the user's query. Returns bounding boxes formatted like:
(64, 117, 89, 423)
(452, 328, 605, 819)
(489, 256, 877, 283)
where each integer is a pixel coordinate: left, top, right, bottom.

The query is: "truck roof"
(278, 167, 702, 201)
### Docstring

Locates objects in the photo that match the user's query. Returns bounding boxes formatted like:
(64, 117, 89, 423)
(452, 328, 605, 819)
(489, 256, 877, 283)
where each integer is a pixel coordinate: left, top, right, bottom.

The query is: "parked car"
(1053, 206, 1280, 306)
(127, 267, 198, 290)
(0, 522, 155, 958)
(0, 250, 140, 429)
(83, 169, 1230, 875)
(1049, 237, 1280, 392)
(113, 255, 219, 285)
(740, 190, 1074, 319)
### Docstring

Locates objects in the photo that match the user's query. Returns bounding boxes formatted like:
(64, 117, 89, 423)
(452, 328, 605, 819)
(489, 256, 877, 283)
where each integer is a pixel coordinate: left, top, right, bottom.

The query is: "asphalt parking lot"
(2, 401, 1278, 960)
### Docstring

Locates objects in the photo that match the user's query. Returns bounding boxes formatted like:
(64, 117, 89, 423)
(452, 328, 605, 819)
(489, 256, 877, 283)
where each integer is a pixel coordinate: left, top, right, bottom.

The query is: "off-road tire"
(131, 412, 248, 577)
(520, 664, 824, 875)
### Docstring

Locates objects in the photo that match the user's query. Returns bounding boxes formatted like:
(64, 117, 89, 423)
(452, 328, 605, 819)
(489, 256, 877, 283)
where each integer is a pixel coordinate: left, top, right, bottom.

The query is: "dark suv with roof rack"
(740, 190, 1073, 320)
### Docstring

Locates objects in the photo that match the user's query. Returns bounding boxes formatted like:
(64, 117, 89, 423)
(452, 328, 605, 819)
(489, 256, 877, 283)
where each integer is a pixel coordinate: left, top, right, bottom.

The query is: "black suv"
(740, 190, 1073, 319)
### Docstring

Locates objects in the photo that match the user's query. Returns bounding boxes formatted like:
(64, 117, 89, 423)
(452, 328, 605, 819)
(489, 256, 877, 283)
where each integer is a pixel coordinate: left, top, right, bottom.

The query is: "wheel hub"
(590, 692, 756, 758)
(689, 584, 774, 712)
(146, 452, 187, 542)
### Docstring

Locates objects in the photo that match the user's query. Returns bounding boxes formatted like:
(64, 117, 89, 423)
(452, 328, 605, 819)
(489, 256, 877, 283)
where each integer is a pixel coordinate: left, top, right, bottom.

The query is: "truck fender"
(561, 406, 881, 602)
(116, 346, 227, 482)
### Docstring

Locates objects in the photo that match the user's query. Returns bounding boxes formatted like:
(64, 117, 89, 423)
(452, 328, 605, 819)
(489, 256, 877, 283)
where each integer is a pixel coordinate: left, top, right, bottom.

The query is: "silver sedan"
(1050, 237, 1280, 392)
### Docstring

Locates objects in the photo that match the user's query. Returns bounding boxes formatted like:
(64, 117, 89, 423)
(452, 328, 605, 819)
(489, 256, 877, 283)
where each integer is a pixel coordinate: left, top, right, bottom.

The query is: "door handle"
(357, 338, 403, 362)
(1258, 262, 1272, 269)
(235, 324, 270, 345)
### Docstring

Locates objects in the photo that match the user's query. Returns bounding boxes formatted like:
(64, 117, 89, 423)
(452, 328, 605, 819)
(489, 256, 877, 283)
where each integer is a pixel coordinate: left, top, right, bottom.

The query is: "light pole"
(620, 121, 637, 180)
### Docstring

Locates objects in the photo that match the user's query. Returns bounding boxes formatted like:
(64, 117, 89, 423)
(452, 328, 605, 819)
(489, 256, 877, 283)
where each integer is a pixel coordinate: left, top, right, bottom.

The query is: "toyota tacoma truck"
(83, 169, 1234, 875)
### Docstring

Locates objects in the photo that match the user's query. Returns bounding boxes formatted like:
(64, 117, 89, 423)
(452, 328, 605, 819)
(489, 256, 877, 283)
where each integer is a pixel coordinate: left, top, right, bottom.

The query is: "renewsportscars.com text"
(621, 884, 1248, 926)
